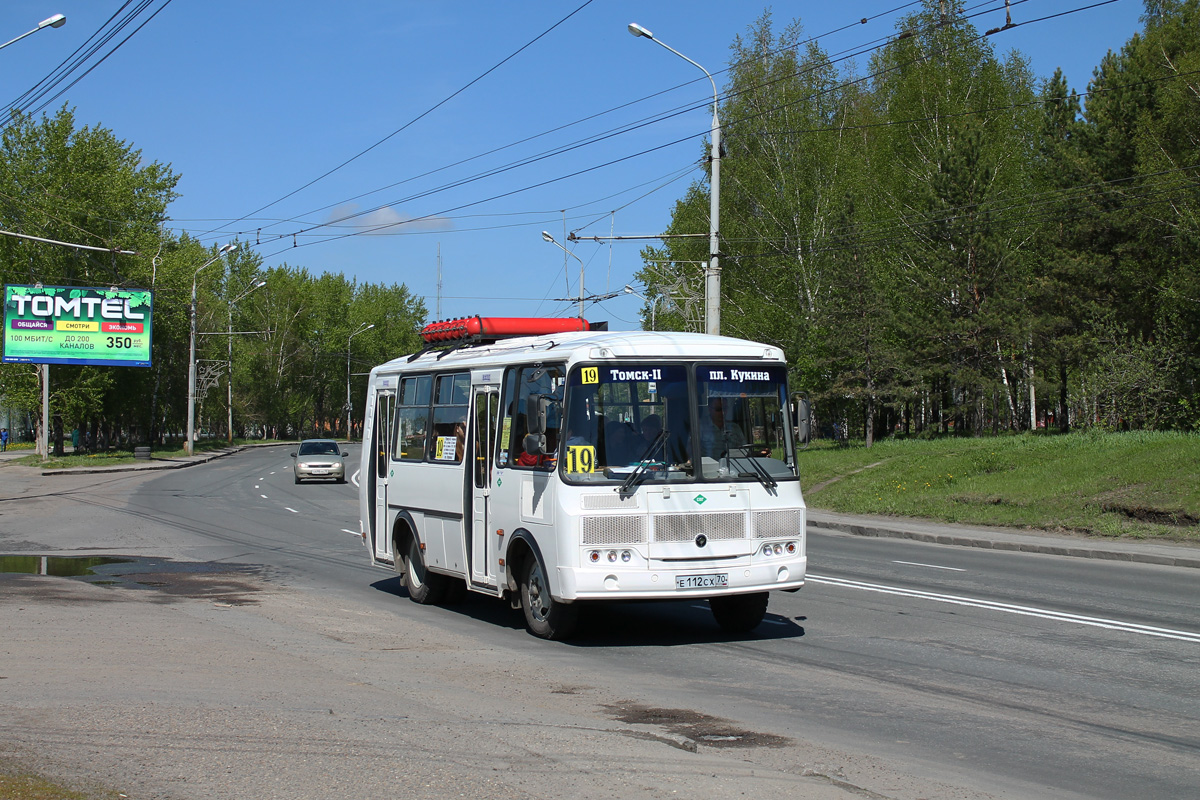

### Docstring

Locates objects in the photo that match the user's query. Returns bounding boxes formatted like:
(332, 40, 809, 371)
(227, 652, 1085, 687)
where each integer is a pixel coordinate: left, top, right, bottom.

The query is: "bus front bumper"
(556, 557, 807, 601)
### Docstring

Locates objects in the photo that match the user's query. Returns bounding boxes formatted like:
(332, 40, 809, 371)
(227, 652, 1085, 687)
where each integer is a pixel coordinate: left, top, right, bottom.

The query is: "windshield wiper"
(617, 428, 668, 496)
(724, 449, 778, 490)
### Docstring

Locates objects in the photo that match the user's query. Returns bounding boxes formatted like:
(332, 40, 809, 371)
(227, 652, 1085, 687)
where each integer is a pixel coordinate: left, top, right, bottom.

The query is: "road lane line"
(892, 560, 965, 572)
(260, 494, 268, 499)
(284, 507, 298, 513)
(807, 574, 1200, 643)
(341, 528, 360, 536)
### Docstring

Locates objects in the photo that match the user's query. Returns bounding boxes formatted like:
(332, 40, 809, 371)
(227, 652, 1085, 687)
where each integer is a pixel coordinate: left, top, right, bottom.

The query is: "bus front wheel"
(709, 592, 769, 633)
(404, 537, 447, 605)
(520, 556, 578, 640)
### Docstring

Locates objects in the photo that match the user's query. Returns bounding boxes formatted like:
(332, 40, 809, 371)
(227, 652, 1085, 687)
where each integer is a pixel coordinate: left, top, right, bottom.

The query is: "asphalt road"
(1, 445, 1198, 799)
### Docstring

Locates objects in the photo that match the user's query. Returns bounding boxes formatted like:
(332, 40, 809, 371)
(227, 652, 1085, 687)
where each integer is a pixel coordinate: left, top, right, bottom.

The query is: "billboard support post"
(40, 364, 48, 461)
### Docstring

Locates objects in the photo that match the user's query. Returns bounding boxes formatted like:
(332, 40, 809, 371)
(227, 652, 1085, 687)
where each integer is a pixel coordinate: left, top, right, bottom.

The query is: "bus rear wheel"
(404, 537, 447, 605)
(520, 556, 578, 640)
(709, 592, 769, 633)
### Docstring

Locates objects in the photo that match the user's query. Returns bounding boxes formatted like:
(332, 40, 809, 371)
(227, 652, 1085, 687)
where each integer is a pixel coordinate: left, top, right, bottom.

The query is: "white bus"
(358, 316, 806, 639)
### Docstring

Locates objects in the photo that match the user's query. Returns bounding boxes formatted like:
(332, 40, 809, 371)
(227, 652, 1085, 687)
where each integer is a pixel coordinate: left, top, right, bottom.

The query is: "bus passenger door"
(470, 385, 500, 587)
(373, 389, 396, 562)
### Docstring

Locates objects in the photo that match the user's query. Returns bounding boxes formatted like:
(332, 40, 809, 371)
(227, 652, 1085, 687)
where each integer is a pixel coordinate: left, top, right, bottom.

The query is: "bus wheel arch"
(390, 514, 416, 579)
(392, 515, 447, 605)
(507, 531, 578, 640)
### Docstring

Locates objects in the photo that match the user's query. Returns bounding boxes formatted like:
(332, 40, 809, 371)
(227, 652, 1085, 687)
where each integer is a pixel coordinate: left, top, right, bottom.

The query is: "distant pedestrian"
(0, 428, 8, 452)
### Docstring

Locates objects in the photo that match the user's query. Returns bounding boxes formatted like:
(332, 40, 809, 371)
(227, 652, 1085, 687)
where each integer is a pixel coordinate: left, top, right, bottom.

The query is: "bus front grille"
(581, 515, 648, 545)
(652, 512, 746, 542)
(753, 509, 804, 538)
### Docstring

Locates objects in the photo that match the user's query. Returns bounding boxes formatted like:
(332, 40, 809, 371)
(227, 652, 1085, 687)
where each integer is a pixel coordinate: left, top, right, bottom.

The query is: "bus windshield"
(560, 362, 796, 485)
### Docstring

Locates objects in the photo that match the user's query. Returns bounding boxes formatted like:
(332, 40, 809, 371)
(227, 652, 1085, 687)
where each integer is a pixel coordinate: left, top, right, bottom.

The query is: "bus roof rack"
(419, 316, 604, 346)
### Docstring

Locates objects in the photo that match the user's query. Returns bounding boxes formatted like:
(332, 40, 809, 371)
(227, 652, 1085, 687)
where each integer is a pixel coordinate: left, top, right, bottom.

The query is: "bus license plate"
(676, 573, 728, 590)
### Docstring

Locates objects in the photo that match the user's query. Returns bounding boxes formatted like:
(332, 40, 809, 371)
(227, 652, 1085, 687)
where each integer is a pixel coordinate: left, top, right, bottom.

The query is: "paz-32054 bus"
(358, 317, 806, 639)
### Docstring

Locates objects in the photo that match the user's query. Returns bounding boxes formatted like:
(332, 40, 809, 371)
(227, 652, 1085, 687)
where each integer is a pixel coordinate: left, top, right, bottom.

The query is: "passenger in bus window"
(603, 420, 638, 465)
(638, 414, 662, 446)
(702, 397, 747, 458)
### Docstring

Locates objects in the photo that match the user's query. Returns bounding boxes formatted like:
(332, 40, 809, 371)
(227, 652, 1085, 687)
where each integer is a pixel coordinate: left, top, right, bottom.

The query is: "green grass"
(0, 766, 125, 800)
(10, 438, 289, 470)
(797, 431, 1200, 541)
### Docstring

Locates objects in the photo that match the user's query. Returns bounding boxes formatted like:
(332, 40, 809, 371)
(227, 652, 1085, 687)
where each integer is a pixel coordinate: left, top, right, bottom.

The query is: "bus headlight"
(621, 550, 632, 562)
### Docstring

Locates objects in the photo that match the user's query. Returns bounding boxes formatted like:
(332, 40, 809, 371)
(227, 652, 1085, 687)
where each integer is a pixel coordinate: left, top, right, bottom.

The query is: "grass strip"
(797, 430, 1200, 541)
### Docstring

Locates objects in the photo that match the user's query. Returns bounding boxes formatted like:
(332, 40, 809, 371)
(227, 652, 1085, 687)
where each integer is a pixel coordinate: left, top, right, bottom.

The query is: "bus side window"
(430, 373, 469, 463)
(395, 375, 431, 460)
(506, 364, 564, 470)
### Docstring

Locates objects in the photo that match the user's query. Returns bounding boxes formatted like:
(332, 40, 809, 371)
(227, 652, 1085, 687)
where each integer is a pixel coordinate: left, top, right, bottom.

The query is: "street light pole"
(188, 243, 236, 456)
(628, 22, 722, 335)
(0, 13, 66, 51)
(347, 323, 374, 441)
(227, 278, 266, 443)
(542, 231, 586, 318)
(623, 284, 662, 331)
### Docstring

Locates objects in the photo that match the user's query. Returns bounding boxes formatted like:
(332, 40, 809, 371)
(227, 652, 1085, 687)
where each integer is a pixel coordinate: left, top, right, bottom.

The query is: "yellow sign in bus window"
(565, 445, 596, 473)
(580, 367, 599, 384)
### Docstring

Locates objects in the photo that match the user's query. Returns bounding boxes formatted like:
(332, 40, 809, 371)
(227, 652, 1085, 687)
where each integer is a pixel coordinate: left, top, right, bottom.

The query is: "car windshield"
(298, 441, 339, 456)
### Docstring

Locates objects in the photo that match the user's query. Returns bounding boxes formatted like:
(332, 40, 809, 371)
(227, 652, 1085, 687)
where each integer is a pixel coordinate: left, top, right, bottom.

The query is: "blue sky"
(6, 1, 1146, 330)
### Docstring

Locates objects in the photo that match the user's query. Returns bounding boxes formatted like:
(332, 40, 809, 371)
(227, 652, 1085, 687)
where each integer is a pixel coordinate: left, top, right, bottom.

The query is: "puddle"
(0, 555, 132, 577)
(0, 555, 264, 605)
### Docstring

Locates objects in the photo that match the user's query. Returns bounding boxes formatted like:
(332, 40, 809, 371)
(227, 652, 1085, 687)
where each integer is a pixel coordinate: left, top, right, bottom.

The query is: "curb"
(808, 513, 1200, 570)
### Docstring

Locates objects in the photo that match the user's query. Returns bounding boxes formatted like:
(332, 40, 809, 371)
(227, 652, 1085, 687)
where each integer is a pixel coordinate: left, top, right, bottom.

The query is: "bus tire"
(709, 592, 769, 633)
(520, 556, 578, 640)
(404, 537, 447, 605)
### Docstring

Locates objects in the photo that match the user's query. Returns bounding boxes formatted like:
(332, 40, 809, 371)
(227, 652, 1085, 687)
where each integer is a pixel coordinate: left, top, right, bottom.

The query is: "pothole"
(603, 701, 790, 749)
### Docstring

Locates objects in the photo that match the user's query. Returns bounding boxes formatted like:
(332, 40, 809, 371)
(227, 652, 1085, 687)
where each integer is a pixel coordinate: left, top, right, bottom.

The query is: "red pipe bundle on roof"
(420, 316, 591, 343)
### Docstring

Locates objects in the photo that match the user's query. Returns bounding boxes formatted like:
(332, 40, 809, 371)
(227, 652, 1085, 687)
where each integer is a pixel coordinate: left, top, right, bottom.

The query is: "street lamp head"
(254, 280, 267, 289)
(628, 22, 652, 39)
(39, 14, 66, 29)
(623, 285, 635, 294)
(365, 323, 375, 331)
(220, 243, 237, 253)
(541, 231, 555, 243)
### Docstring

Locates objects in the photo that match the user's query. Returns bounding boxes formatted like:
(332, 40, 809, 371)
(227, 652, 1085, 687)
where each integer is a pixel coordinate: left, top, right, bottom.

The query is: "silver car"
(291, 439, 347, 484)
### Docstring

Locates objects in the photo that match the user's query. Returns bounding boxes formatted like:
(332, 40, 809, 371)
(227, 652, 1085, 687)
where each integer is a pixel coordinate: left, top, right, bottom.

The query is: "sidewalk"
(4, 445, 1196, 569)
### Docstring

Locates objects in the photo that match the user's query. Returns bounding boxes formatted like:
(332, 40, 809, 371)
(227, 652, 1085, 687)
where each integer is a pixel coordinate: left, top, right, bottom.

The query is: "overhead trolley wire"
(243, 0, 1127, 255)
(198, 0, 601, 242)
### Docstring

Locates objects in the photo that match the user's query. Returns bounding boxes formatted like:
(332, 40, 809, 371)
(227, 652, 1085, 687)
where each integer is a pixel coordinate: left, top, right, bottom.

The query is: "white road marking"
(350, 469, 361, 487)
(892, 560, 965, 572)
(341, 528, 360, 536)
(284, 507, 298, 514)
(807, 574, 1200, 643)
(260, 494, 268, 499)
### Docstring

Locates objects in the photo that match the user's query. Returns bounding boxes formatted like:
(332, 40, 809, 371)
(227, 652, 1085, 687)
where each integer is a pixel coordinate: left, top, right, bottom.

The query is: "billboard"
(2, 285, 153, 367)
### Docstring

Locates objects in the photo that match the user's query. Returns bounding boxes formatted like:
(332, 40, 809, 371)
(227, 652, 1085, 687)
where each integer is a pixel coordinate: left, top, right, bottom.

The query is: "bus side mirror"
(523, 433, 547, 456)
(792, 393, 811, 444)
(524, 393, 552, 455)
(527, 393, 549, 436)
